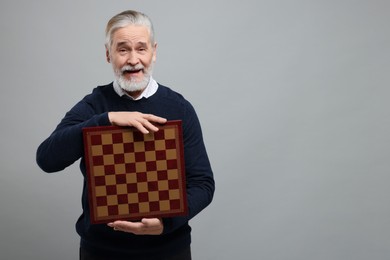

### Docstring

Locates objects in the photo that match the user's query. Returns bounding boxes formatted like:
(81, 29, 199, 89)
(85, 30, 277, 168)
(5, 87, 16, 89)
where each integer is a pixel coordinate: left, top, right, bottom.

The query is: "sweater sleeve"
(36, 96, 111, 173)
(162, 102, 215, 234)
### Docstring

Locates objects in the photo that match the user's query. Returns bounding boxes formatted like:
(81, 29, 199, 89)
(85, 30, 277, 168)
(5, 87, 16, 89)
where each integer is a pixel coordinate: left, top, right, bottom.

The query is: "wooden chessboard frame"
(82, 120, 187, 224)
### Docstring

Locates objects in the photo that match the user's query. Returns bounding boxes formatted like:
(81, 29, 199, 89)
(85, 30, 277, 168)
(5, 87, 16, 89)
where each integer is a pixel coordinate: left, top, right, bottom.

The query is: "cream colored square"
(158, 180, 169, 190)
(144, 132, 154, 141)
(128, 193, 139, 203)
(113, 143, 124, 154)
(147, 171, 158, 182)
(148, 191, 159, 202)
(137, 182, 148, 192)
(101, 134, 113, 145)
(145, 151, 156, 161)
(164, 128, 176, 139)
(97, 206, 108, 217)
(116, 184, 127, 194)
(115, 164, 126, 175)
(166, 150, 177, 160)
(134, 142, 145, 152)
(105, 175, 116, 185)
(169, 190, 180, 200)
(167, 170, 179, 180)
(154, 140, 166, 150)
(118, 204, 129, 215)
(139, 202, 150, 213)
(91, 145, 103, 156)
(103, 154, 114, 165)
(126, 173, 137, 183)
(136, 162, 146, 172)
(95, 186, 107, 196)
(156, 161, 167, 171)
(124, 153, 135, 163)
(93, 165, 105, 176)
(107, 195, 118, 206)
(122, 132, 134, 143)
(159, 201, 170, 211)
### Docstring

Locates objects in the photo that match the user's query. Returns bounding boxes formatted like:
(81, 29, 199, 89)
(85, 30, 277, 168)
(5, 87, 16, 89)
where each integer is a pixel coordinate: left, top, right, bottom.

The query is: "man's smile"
(122, 67, 144, 78)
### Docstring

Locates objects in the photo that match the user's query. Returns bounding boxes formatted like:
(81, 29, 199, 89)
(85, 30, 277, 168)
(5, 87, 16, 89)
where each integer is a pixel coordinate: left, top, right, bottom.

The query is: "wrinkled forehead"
(107, 21, 154, 49)
(110, 25, 153, 48)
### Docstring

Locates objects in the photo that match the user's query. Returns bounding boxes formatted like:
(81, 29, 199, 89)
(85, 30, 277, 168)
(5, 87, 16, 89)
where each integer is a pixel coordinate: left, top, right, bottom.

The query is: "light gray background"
(1, 0, 389, 259)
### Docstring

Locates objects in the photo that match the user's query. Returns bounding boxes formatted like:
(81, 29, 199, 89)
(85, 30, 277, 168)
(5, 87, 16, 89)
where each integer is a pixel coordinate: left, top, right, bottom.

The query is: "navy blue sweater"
(36, 83, 214, 259)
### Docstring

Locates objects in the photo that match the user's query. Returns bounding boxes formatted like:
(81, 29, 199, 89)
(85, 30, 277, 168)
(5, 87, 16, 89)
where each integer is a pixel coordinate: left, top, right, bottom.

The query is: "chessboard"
(82, 120, 187, 224)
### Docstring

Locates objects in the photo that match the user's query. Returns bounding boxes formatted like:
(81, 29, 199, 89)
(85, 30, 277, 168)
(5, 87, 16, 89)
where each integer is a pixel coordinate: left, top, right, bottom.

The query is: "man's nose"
(127, 52, 139, 65)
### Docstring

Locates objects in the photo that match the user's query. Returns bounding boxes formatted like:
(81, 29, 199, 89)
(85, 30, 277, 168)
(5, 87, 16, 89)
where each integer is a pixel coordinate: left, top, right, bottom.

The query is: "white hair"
(105, 10, 155, 49)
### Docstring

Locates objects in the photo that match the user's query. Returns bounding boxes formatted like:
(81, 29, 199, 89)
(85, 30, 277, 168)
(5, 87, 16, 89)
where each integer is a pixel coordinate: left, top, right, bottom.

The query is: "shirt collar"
(113, 77, 158, 100)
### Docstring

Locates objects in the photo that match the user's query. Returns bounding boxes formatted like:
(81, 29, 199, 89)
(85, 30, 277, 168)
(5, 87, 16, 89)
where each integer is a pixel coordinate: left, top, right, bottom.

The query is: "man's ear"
(105, 47, 110, 63)
(152, 42, 157, 63)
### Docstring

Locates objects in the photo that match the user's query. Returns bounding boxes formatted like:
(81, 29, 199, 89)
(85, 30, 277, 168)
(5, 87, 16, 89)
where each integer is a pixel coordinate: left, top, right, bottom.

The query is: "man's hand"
(108, 112, 167, 134)
(107, 218, 164, 235)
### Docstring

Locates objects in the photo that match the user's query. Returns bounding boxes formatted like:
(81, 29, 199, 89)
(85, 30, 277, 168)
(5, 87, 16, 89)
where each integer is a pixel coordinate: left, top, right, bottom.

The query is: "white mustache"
(121, 65, 144, 72)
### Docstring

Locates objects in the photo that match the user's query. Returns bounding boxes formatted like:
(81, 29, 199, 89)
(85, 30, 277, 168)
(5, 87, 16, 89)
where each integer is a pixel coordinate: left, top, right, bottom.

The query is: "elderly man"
(36, 10, 214, 260)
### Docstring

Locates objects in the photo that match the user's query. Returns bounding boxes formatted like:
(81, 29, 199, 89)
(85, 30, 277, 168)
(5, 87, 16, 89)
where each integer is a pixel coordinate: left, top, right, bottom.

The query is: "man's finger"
(144, 114, 167, 124)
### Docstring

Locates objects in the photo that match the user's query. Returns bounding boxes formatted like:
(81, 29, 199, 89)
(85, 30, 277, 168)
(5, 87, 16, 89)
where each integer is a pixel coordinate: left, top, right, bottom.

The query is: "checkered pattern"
(83, 121, 187, 224)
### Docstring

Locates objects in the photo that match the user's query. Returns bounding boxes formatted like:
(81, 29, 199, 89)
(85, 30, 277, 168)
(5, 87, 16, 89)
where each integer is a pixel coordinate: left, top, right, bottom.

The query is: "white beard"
(114, 63, 154, 93)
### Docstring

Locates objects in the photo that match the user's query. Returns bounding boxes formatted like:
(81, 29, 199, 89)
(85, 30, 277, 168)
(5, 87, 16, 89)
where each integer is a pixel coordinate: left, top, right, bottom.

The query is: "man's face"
(106, 25, 157, 93)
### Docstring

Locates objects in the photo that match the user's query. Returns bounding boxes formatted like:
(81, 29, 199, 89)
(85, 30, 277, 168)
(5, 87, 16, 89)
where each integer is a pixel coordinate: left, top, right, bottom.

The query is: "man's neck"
(126, 89, 145, 99)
